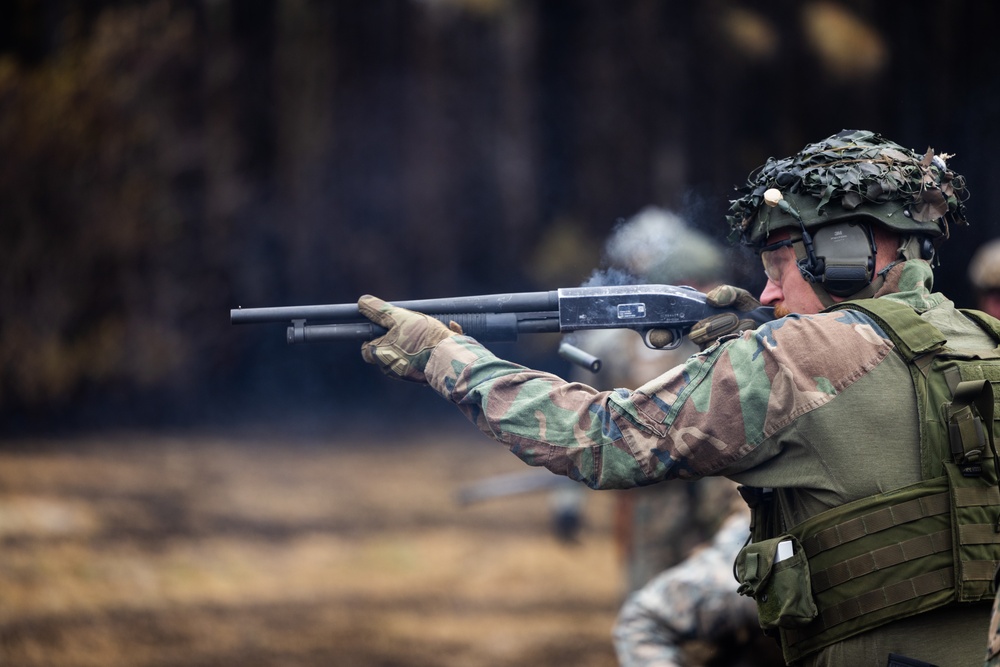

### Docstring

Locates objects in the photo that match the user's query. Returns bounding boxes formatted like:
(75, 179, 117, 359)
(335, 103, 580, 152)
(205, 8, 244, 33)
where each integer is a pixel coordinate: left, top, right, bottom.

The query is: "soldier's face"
(758, 230, 826, 316)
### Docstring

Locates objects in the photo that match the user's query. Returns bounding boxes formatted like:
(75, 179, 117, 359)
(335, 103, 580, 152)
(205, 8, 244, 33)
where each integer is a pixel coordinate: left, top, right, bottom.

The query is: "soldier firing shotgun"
(233, 130, 1000, 667)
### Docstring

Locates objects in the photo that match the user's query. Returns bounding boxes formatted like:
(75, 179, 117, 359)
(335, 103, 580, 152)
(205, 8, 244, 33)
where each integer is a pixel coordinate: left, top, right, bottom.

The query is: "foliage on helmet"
(726, 129, 970, 245)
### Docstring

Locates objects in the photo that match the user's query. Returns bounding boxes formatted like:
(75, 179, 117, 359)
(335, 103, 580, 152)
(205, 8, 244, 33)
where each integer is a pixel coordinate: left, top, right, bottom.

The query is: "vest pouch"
(735, 534, 818, 629)
(943, 462, 1000, 601)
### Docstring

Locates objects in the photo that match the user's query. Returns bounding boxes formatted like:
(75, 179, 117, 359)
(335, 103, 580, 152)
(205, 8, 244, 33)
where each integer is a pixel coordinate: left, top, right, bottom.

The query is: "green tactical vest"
(734, 298, 1000, 664)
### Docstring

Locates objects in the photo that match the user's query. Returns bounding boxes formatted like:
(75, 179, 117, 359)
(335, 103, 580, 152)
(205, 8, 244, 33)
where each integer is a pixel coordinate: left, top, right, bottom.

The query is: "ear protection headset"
(761, 188, 937, 303)
(760, 194, 877, 298)
(796, 221, 876, 297)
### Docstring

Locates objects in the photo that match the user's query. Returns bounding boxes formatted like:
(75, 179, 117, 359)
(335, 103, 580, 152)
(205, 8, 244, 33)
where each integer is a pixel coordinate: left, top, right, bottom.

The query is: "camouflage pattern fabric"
(568, 329, 742, 592)
(568, 205, 739, 595)
(423, 259, 997, 665)
(987, 586, 1000, 666)
(358, 294, 458, 383)
(689, 285, 763, 349)
(726, 129, 969, 247)
(613, 509, 783, 667)
(426, 281, 900, 490)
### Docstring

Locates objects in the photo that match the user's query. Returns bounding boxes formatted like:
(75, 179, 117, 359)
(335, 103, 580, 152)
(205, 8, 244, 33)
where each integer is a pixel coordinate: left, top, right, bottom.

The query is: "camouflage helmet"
(969, 239, 1000, 291)
(726, 129, 970, 247)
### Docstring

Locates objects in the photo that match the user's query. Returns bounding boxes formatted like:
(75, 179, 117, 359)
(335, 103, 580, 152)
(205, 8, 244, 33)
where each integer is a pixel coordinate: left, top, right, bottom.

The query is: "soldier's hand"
(358, 295, 461, 383)
(689, 285, 762, 350)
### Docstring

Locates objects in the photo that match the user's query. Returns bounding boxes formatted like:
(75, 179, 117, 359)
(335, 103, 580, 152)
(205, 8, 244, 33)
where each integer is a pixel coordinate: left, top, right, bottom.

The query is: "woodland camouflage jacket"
(425, 259, 998, 665)
(426, 260, 971, 500)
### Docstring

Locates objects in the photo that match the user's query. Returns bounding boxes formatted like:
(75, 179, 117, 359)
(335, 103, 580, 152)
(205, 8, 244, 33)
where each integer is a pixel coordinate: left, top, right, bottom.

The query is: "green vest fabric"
(736, 299, 1000, 664)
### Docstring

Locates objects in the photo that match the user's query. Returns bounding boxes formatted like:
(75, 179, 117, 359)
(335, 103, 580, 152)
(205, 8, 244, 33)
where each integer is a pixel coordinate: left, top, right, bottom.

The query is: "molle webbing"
(779, 475, 1000, 661)
(804, 493, 951, 595)
(810, 531, 951, 594)
(805, 567, 953, 635)
(801, 492, 949, 556)
(764, 299, 1000, 663)
(776, 480, 957, 661)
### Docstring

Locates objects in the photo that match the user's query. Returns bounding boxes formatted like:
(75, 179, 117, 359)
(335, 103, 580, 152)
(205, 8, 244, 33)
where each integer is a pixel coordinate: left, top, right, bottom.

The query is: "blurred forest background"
(4, 0, 1000, 433)
(5, 2, 1000, 666)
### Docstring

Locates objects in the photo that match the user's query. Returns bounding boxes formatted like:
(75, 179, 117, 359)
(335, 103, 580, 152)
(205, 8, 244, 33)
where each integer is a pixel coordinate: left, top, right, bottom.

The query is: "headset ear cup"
(921, 237, 935, 260)
(808, 222, 877, 297)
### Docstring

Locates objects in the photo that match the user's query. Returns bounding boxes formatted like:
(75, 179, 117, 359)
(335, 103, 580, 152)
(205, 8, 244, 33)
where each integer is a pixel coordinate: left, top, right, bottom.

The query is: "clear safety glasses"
(759, 239, 797, 285)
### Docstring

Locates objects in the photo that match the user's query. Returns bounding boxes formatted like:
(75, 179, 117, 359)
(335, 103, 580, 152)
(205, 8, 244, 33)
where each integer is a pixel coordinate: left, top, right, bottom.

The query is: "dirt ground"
(0, 427, 624, 667)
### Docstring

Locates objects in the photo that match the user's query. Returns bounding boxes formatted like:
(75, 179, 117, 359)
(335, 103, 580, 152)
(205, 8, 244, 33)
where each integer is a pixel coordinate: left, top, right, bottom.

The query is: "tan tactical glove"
(688, 285, 762, 350)
(358, 295, 461, 383)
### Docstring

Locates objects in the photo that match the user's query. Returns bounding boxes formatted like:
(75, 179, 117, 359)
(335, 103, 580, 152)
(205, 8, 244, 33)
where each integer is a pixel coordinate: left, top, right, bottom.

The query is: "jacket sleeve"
(424, 311, 892, 489)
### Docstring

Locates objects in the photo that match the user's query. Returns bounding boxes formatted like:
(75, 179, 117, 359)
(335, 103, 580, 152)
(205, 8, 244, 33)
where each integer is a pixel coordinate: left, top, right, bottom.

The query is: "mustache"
(773, 303, 792, 318)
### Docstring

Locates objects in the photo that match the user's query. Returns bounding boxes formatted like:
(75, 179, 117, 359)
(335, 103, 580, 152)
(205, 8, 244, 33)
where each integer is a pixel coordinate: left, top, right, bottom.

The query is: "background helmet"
(603, 206, 726, 286)
(726, 129, 970, 248)
(969, 238, 1000, 292)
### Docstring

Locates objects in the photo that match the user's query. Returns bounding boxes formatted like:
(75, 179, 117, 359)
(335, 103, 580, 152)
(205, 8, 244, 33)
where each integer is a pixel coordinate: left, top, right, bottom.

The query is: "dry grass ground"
(0, 428, 622, 667)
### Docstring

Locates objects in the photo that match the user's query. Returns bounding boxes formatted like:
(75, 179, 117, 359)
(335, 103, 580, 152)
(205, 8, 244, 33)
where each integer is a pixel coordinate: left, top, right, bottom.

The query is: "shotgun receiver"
(230, 284, 773, 351)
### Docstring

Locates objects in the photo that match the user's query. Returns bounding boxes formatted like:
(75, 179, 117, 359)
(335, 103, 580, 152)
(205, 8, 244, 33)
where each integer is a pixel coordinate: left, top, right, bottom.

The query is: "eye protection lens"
(760, 242, 796, 285)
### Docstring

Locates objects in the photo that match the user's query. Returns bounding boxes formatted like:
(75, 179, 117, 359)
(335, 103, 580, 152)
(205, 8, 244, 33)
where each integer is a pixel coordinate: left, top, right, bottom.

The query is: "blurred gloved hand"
(358, 295, 461, 383)
(688, 285, 762, 350)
